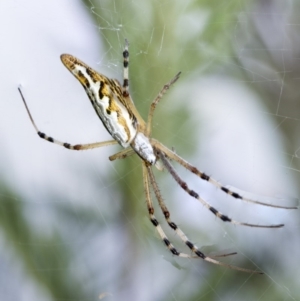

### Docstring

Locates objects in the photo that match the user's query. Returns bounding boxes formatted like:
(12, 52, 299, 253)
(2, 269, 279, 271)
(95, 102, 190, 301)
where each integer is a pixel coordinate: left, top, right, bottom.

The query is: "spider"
(18, 39, 296, 274)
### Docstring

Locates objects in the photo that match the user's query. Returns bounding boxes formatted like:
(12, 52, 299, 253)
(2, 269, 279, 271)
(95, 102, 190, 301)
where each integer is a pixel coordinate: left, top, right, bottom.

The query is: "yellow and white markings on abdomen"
(61, 54, 138, 148)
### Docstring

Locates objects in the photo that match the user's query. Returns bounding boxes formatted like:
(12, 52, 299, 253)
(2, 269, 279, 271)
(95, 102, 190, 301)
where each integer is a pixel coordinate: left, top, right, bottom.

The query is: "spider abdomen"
(61, 54, 138, 148)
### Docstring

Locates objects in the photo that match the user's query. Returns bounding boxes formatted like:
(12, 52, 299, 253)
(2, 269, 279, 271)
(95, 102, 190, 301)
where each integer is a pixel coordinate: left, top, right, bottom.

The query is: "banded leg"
(122, 39, 130, 97)
(142, 163, 191, 258)
(146, 72, 181, 136)
(152, 139, 296, 210)
(156, 149, 284, 228)
(147, 166, 230, 257)
(18, 87, 118, 150)
(146, 165, 262, 273)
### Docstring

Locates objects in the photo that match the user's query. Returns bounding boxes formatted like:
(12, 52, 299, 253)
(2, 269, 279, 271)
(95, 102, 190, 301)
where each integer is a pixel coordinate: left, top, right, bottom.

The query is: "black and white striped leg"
(142, 163, 191, 258)
(147, 165, 210, 257)
(122, 39, 129, 97)
(148, 166, 237, 258)
(18, 87, 118, 151)
(147, 166, 234, 259)
(152, 140, 296, 210)
(146, 164, 262, 273)
(156, 149, 284, 228)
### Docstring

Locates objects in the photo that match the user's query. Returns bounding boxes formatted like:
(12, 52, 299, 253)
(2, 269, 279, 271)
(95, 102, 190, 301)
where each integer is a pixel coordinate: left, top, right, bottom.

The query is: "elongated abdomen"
(60, 54, 137, 148)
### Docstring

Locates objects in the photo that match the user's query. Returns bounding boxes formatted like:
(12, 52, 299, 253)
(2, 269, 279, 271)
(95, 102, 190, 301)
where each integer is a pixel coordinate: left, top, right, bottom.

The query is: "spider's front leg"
(18, 87, 118, 151)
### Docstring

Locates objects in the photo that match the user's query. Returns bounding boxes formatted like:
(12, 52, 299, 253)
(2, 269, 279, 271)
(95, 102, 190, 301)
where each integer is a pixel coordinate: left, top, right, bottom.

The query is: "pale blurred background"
(0, 1, 300, 300)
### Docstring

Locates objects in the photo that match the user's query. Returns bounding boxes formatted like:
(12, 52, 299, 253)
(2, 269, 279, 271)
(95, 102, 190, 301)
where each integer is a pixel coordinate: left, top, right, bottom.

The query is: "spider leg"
(147, 166, 233, 257)
(209, 251, 237, 258)
(146, 72, 181, 136)
(152, 139, 296, 210)
(202, 256, 262, 274)
(18, 87, 117, 150)
(146, 164, 262, 273)
(109, 148, 136, 161)
(142, 163, 191, 258)
(122, 39, 130, 98)
(147, 165, 196, 251)
(155, 148, 285, 228)
(109, 147, 164, 171)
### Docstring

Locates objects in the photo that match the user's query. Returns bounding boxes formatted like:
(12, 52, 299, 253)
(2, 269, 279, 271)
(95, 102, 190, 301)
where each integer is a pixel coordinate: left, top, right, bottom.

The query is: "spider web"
(0, 0, 299, 300)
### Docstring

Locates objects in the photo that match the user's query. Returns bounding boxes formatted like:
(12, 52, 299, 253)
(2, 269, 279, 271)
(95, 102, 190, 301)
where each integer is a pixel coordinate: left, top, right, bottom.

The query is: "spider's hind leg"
(142, 163, 191, 258)
(154, 146, 285, 228)
(152, 139, 297, 210)
(146, 164, 262, 274)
